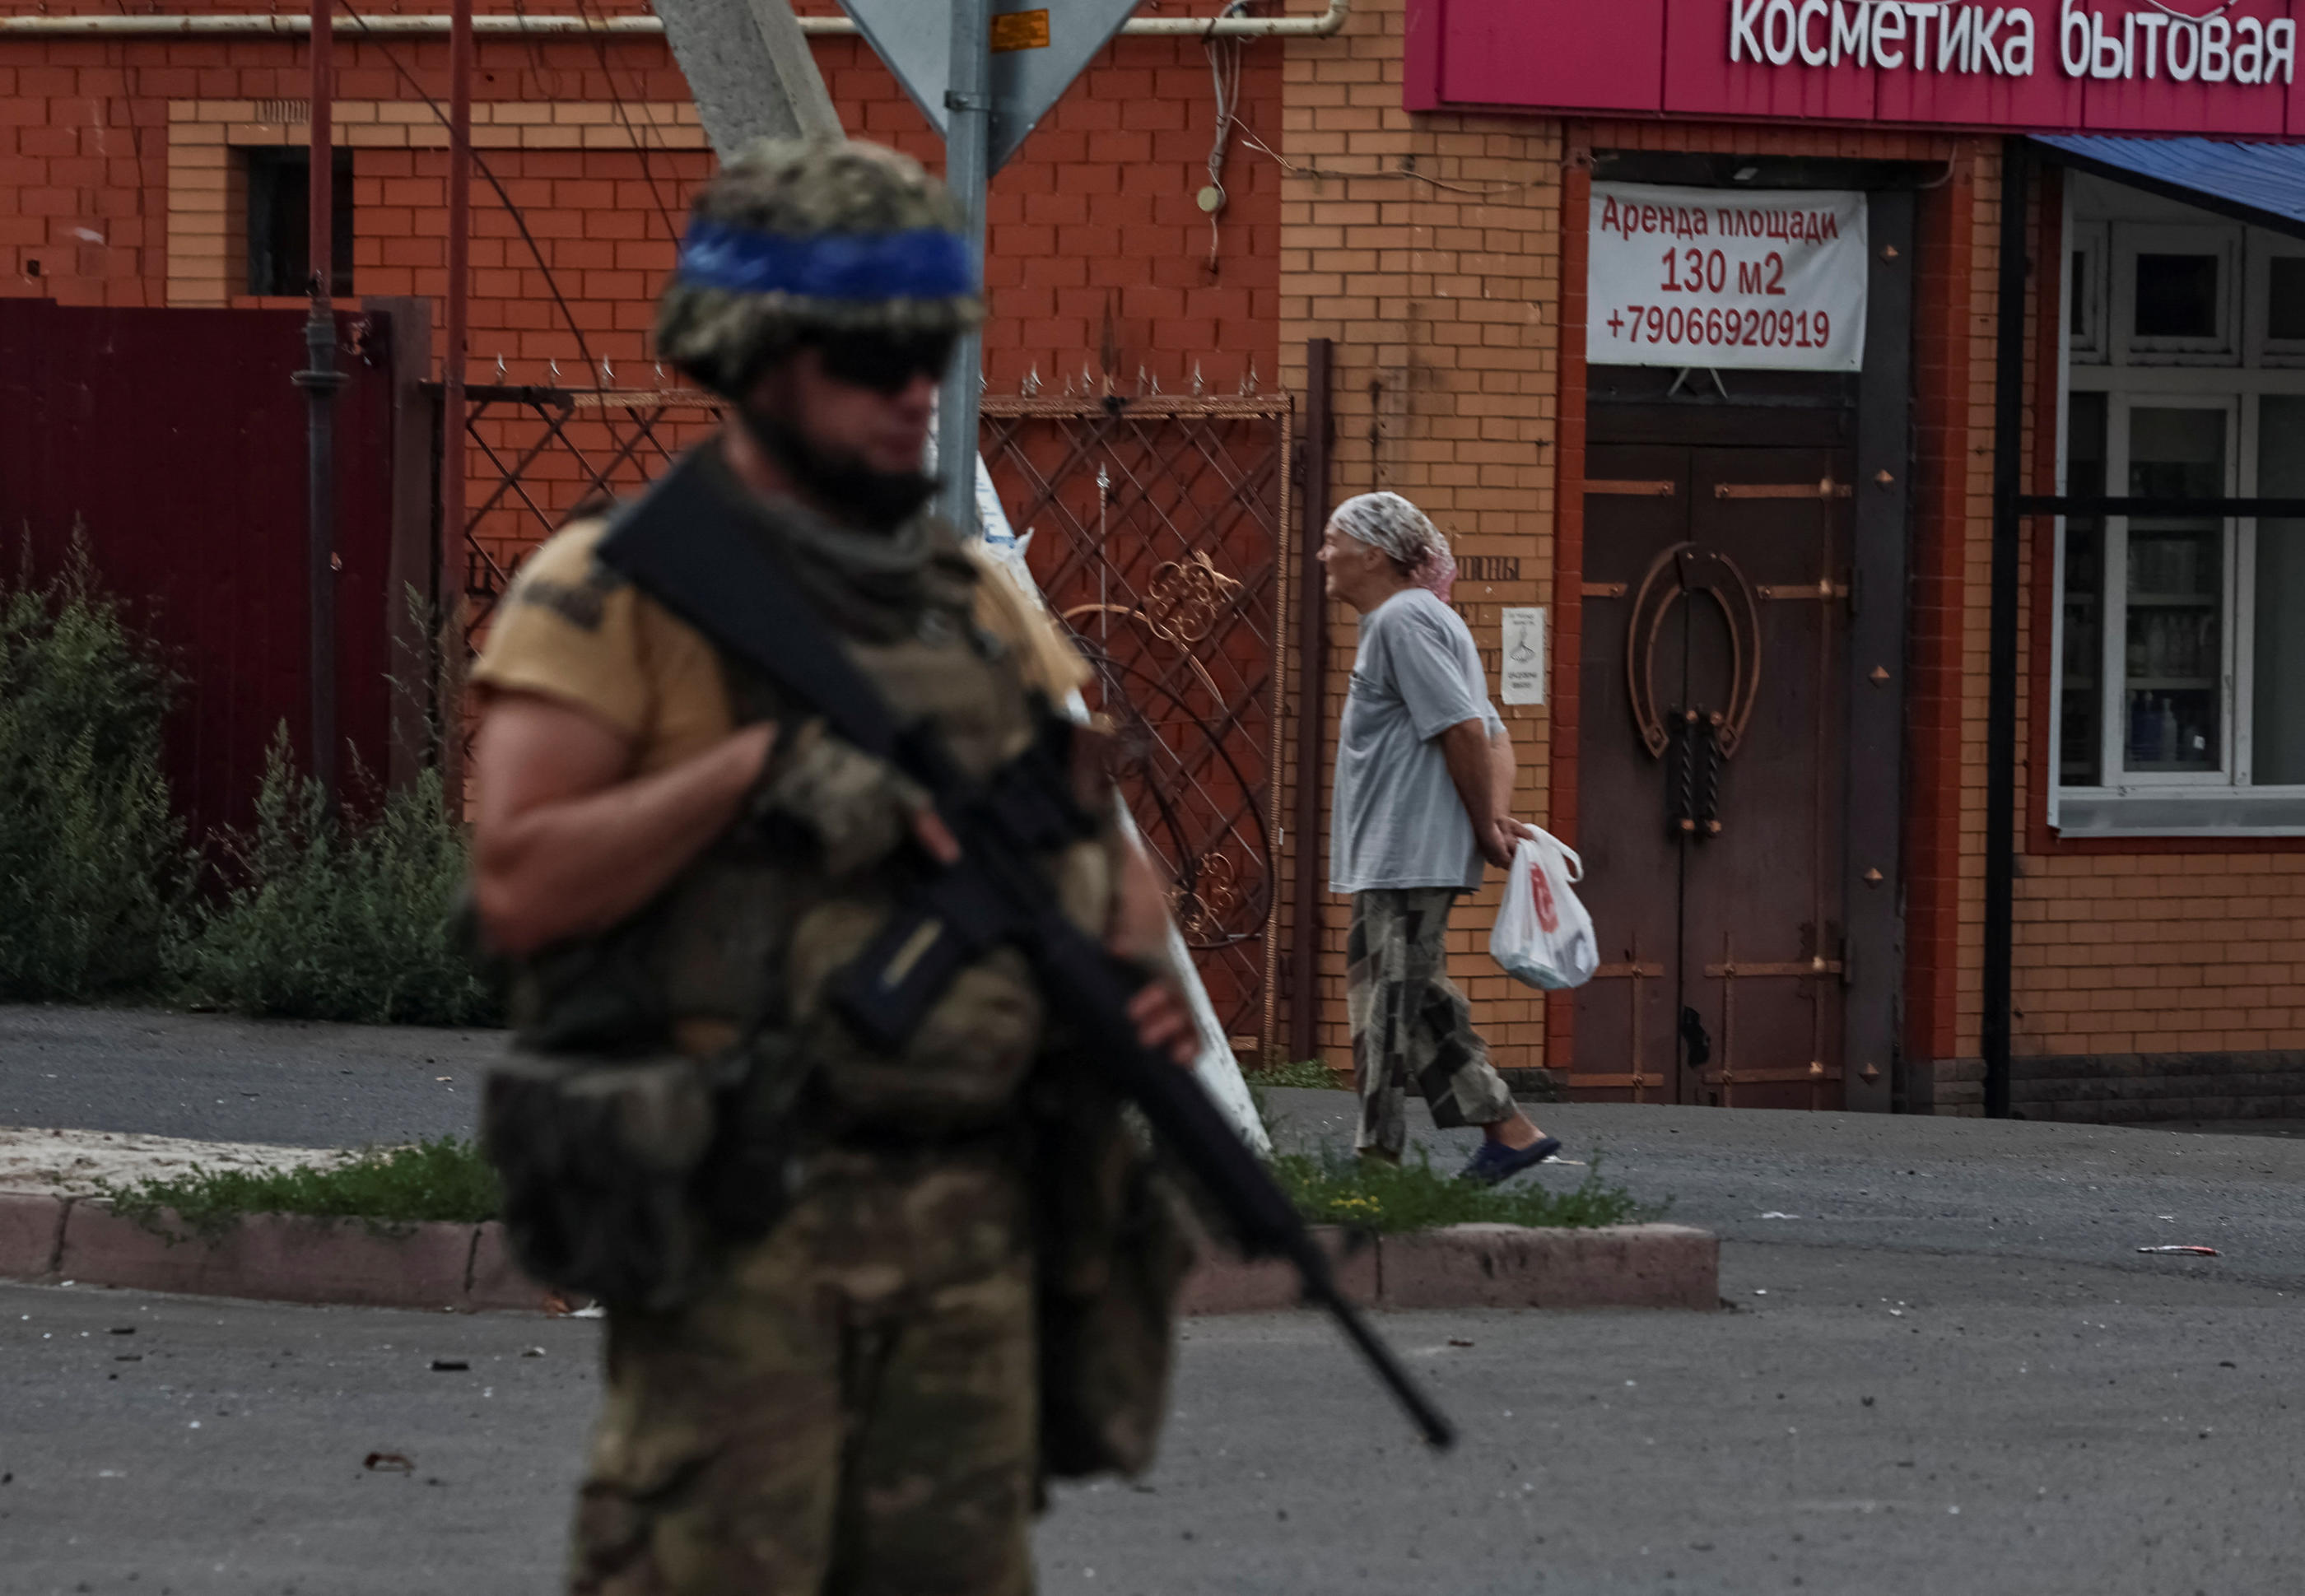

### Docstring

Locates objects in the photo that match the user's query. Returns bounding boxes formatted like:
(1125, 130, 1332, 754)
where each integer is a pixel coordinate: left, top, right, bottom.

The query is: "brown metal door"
(1574, 444, 1852, 1109)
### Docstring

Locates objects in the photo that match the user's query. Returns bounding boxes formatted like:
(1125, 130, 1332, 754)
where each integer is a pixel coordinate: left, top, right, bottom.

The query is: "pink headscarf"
(1329, 490, 1456, 603)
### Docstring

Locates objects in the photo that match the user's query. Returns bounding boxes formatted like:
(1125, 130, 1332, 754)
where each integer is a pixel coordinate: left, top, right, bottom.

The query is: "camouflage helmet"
(655, 137, 982, 397)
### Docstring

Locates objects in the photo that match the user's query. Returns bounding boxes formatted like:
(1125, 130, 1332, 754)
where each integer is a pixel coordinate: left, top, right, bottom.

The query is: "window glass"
(2061, 391, 2107, 786)
(2134, 253, 2219, 340)
(2256, 397, 2305, 784)
(245, 148, 353, 299)
(2268, 258, 2305, 342)
(2070, 250, 2088, 338)
(2123, 407, 2224, 773)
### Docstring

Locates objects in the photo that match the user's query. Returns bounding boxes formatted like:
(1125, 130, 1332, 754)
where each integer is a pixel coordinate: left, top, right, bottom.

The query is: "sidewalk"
(7, 1003, 2304, 1291)
(1266, 1086, 2305, 1288)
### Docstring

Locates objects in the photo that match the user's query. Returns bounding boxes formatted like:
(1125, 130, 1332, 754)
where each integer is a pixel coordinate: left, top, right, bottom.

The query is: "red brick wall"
(0, 24, 1281, 397)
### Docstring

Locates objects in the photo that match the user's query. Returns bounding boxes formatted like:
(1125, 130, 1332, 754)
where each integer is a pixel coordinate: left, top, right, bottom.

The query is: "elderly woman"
(1316, 491, 1562, 1182)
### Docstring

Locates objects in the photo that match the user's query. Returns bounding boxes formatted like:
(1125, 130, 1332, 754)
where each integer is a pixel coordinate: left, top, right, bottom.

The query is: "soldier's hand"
(910, 805, 961, 864)
(1128, 979, 1198, 1068)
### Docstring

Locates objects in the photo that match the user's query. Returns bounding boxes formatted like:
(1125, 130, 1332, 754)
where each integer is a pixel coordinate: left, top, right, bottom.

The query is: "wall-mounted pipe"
(0, 0, 1348, 40)
(1981, 136, 2030, 1122)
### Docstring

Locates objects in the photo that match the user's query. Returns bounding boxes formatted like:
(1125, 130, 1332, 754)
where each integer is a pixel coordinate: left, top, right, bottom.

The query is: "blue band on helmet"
(675, 220, 975, 300)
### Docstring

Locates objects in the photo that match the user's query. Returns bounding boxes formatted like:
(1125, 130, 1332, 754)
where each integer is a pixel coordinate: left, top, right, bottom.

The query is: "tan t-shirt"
(471, 514, 1093, 772)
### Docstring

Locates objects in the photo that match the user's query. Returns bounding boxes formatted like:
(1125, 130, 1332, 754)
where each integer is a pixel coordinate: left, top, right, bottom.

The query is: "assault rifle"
(597, 450, 1456, 1451)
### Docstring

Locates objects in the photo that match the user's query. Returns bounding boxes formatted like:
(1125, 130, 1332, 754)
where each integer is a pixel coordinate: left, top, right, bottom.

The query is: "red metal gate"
(0, 301, 410, 843)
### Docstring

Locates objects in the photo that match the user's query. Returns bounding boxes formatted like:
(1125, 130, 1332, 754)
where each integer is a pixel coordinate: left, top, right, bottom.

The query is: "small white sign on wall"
(1500, 606, 1545, 705)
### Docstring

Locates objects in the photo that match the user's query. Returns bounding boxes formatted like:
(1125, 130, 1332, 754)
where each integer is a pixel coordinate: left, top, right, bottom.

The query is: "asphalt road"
(0, 1006, 496, 1149)
(5, 1005, 2304, 1591)
(4, 1240, 2298, 1596)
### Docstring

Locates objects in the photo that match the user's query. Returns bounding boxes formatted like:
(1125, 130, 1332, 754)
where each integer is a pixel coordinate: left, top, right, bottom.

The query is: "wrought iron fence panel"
(980, 395, 1292, 1050)
(441, 386, 1293, 1053)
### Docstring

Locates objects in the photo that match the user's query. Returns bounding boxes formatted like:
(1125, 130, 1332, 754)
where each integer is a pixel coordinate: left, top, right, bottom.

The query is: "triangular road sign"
(837, 0, 1140, 172)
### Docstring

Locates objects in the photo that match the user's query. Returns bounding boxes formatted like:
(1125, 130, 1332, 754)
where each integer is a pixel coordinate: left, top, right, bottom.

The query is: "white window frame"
(2113, 221, 2242, 366)
(2069, 220, 2109, 366)
(2248, 231, 2305, 367)
(2051, 193, 2305, 835)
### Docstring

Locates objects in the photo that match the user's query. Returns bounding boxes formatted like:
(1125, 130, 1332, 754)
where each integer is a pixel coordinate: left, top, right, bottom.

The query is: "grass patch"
(85, 1134, 1651, 1246)
(95, 1137, 501, 1241)
(1272, 1145, 1656, 1234)
(1246, 1056, 1347, 1091)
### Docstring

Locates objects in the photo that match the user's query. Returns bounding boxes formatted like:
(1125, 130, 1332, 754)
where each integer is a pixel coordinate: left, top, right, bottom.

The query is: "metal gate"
(448, 382, 724, 649)
(979, 394, 1292, 1049)
(0, 301, 409, 844)
(445, 386, 1293, 1048)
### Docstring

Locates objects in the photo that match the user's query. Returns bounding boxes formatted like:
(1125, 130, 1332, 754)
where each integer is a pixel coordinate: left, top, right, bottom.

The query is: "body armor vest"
(506, 511, 1115, 1141)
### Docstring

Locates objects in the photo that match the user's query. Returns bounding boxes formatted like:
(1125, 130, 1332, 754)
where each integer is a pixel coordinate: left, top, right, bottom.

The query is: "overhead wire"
(567, 0, 686, 252)
(1233, 122, 1541, 198)
(333, 0, 612, 398)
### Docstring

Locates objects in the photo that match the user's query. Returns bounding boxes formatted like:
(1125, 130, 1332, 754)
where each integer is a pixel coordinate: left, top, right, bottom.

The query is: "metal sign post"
(936, 0, 993, 535)
(837, 0, 1142, 532)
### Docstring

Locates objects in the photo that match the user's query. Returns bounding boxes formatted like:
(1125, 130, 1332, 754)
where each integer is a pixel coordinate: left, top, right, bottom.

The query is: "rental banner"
(1586, 184, 1870, 371)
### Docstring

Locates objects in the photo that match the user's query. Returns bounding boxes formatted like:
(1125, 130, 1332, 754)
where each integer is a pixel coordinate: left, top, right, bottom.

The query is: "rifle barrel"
(1036, 926, 1459, 1451)
(1304, 1272, 1459, 1449)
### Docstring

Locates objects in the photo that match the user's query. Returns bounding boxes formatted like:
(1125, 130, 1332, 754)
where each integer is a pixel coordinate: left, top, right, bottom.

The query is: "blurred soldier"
(1317, 491, 1563, 1181)
(467, 138, 1197, 1596)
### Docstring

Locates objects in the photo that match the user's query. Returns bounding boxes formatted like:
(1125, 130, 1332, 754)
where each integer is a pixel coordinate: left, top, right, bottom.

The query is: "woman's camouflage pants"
(570, 1147, 1036, 1596)
(1347, 887, 1516, 1160)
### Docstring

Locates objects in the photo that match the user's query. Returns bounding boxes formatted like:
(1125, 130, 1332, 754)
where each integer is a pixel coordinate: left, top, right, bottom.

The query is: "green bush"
(1271, 1145, 1656, 1233)
(170, 730, 498, 1026)
(96, 1138, 501, 1240)
(0, 546, 182, 1000)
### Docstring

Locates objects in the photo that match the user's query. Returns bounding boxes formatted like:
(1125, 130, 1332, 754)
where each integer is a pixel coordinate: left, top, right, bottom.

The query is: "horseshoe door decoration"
(1625, 542, 1763, 842)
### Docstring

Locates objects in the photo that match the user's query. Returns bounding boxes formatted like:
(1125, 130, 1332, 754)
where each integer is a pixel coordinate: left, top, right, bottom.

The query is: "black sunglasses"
(813, 332, 957, 394)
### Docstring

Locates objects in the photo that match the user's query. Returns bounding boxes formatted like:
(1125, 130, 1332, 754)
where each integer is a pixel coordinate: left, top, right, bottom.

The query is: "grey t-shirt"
(1329, 588, 1504, 893)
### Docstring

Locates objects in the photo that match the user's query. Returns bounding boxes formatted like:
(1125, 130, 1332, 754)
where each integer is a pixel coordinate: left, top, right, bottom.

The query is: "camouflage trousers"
(570, 1146, 1037, 1596)
(1348, 887, 1516, 1160)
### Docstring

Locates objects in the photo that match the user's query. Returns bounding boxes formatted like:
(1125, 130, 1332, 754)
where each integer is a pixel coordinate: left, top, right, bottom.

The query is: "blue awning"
(2034, 134, 2305, 244)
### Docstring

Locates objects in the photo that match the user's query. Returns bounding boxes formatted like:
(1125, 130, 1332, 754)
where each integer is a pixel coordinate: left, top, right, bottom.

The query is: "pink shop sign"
(1405, 0, 2305, 137)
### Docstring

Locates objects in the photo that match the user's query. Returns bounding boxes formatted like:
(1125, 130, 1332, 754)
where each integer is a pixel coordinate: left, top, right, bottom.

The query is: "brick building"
(4, 0, 2301, 1119)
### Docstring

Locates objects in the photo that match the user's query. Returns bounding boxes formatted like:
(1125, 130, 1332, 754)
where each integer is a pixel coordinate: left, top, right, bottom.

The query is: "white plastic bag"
(1490, 829, 1599, 990)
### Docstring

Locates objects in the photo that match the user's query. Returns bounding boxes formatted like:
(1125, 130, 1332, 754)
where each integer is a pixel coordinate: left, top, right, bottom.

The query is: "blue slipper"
(1460, 1135, 1562, 1186)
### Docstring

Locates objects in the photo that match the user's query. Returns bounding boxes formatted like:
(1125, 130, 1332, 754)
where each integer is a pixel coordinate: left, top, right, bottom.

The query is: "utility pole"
(293, 0, 345, 809)
(440, 0, 473, 799)
(650, 0, 841, 151)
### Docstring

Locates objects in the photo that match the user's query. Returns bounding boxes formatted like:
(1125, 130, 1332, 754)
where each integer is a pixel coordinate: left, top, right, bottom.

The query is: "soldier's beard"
(738, 402, 937, 535)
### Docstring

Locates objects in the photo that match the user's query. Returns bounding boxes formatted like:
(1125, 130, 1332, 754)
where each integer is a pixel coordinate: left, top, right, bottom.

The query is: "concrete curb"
(0, 1194, 1716, 1315)
(0, 1193, 562, 1314)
